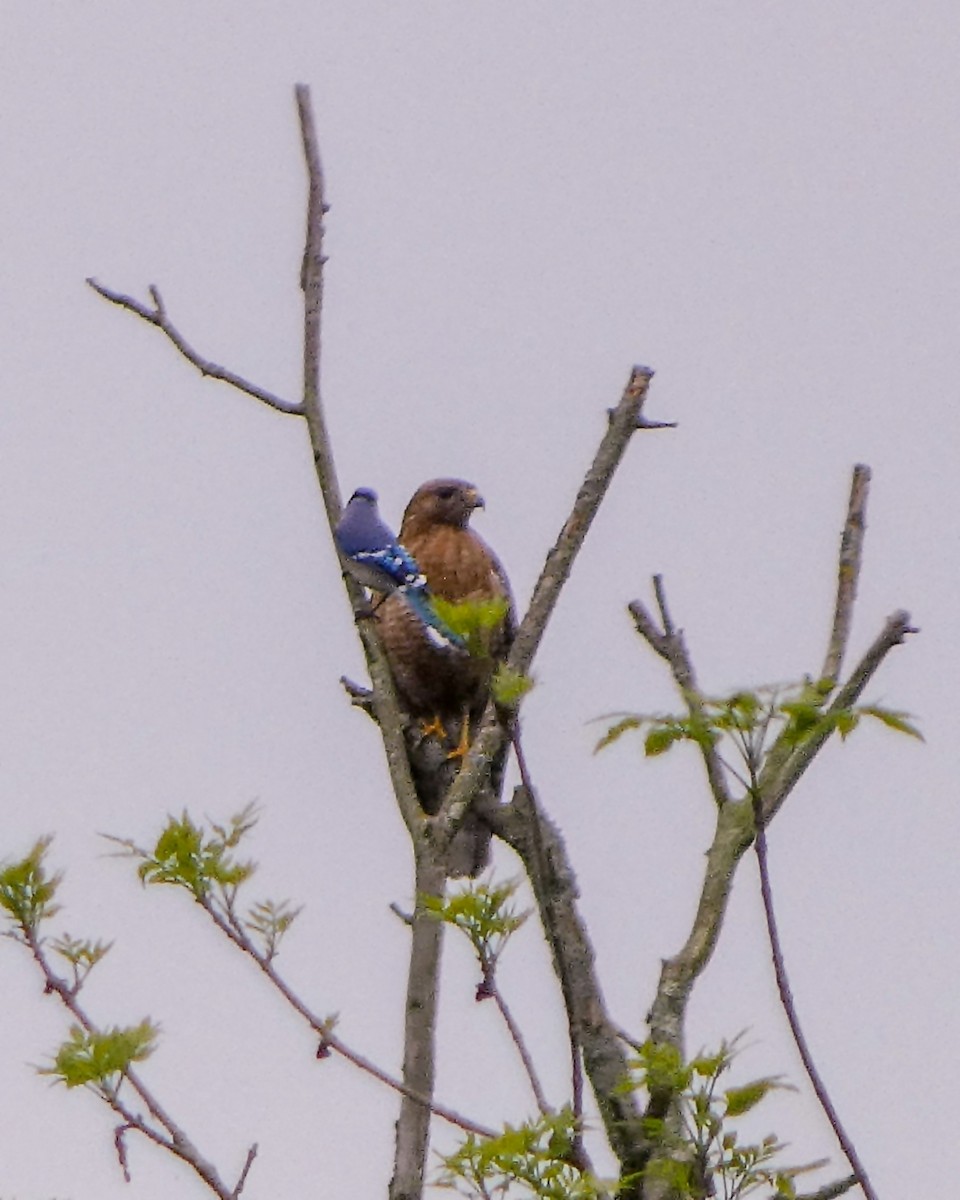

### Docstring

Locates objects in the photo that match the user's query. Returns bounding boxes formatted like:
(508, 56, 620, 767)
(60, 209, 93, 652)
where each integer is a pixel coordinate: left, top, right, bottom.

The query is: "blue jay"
(335, 488, 465, 651)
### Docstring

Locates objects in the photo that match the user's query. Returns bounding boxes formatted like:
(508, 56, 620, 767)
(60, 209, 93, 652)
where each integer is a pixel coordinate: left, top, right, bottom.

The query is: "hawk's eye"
(436, 487, 456, 500)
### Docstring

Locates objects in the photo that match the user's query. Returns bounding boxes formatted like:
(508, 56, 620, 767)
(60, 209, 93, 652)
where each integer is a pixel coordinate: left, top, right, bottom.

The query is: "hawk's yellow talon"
(420, 715, 446, 741)
(446, 716, 472, 761)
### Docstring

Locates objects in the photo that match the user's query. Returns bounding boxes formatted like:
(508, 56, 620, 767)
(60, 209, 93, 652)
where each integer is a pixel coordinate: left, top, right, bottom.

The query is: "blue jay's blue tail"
(401, 585, 466, 651)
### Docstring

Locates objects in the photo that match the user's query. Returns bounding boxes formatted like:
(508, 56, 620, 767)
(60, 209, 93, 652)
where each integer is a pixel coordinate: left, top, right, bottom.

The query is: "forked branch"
(634, 464, 914, 1198)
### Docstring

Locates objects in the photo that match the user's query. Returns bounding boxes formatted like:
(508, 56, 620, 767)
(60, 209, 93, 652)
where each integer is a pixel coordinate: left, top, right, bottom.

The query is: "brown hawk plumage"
(377, 479, 514, 875)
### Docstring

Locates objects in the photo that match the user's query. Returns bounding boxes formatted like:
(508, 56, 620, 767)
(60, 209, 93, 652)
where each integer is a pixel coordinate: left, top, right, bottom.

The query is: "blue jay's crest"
(335, 488, 465, 650)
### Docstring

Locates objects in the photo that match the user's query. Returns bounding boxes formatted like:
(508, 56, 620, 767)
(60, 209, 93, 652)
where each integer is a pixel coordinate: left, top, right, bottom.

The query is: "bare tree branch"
(85, 279, 303, 415)
(821, 464, 871, 683)
(511, 366, 659, 675)
(754, 808, 879, 1200)
(759, 608, 916, 825)
(438, 365, 665, 848)
(295, 83, 339, 524)
(646, 796, 755, 1050)
(488, 785, 649, 1193)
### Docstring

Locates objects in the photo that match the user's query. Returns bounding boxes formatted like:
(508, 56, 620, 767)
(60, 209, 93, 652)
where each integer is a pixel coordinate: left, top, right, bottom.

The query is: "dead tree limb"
(821, 464, 871, 683)
(437, 365, 661, 851)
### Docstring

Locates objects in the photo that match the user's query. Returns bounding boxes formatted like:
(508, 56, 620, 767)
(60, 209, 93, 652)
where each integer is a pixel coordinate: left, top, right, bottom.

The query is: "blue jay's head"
(349, 487, 378, 507)
(336, 487, 397, 561)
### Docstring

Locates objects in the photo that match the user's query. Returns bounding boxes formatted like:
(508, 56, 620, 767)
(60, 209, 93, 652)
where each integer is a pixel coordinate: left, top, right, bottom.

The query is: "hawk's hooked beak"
(465, 487, 485, 510)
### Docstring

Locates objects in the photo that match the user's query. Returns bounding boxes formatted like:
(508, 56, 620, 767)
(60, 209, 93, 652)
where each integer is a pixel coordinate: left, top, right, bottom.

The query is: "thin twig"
(629, 576, 732, 807)
(511, 365, 657, 677)
(113, 1121, 135, 1182)
(821, 465, 871, 683)
(195, 892, 493, 1138)
(330, 1030, 493, 1139)
(753, 807, 879, 1200)
(85, 279, 302, 415)
(611, 1023, 646, 1054)
(231, 1144, 259, 1199)
(390, 901, 415, 926)
(484, 975, 552, 1116)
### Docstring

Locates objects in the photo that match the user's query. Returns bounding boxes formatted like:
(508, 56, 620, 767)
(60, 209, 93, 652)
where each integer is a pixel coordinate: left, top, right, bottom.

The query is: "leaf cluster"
(41, 1020, 158, 1092)
(0, 838, 61, 933)
(596, 677, 921, 791)
(52, 933, 112, 991)
(439, 1109, 607, 1200)
(109, 805, 300, 960)
(131, 807, 257, 898)
(628, 1039, 818, 1199)
(423, 878, 529, 975)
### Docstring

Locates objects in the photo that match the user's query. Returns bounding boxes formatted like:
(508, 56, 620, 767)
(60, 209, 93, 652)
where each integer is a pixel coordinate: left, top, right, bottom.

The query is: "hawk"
(378, 479, 514, 875)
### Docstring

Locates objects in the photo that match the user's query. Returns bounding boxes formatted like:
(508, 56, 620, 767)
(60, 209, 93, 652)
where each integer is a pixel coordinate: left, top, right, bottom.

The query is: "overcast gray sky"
(2, 4, 957, 1197)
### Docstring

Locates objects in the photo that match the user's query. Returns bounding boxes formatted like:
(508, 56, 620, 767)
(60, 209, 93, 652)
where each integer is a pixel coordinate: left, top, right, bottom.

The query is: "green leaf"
(723, 690, 762, 725)
(724, 1076, 784, 1117)
(438, 1110, 610, 1200)
(491, 664, 534, 708)
(690, 1050, 728, 1079)
(634, 1039, 691, 1095)
(593, 715, 642, 753)
(644, 725, 684, 757)
(833, 708, 860, 740)
(778, 701, 826, 744)
(859, 705, 924, 741)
